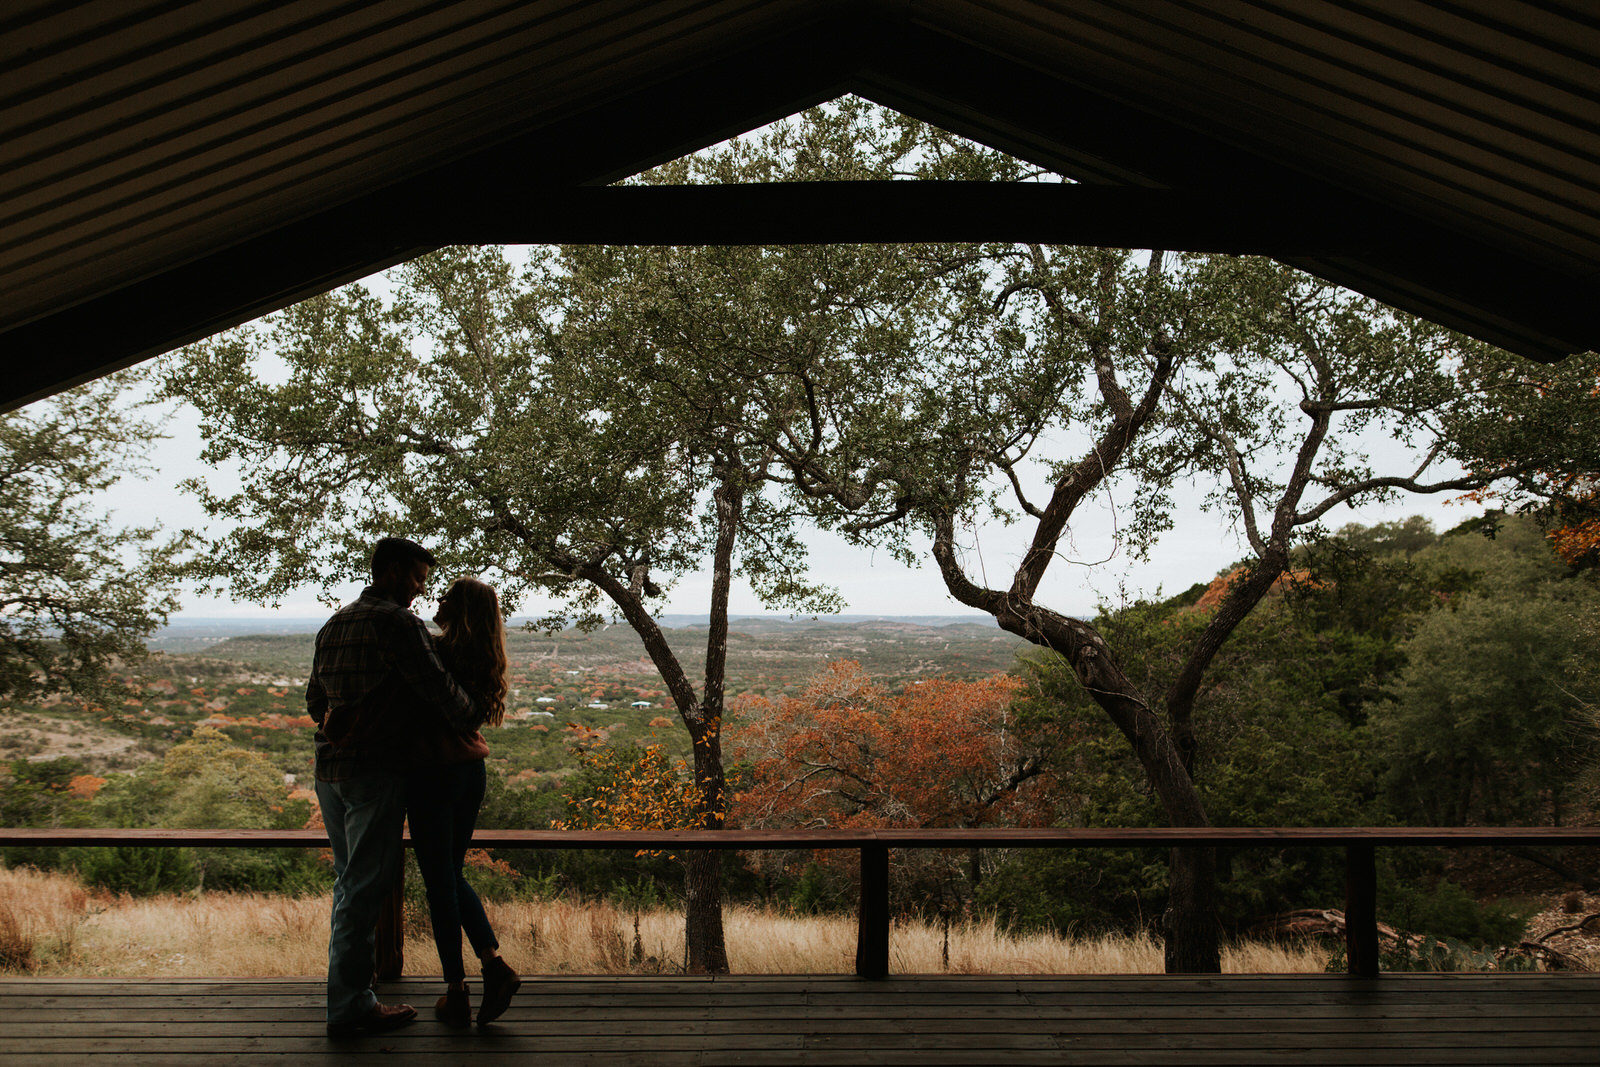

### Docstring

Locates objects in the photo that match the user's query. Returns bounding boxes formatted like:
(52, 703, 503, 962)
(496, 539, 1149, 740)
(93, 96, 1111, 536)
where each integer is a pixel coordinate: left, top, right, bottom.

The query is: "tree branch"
(997, 459, 1044, 519)
(1007, 331, 1177, 601)
(1295, 465, 1531, 527)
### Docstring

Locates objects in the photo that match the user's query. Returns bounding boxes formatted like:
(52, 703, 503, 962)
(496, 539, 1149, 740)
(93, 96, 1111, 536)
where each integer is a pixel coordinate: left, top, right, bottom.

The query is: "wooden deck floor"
(0, 973, 1596, 1066)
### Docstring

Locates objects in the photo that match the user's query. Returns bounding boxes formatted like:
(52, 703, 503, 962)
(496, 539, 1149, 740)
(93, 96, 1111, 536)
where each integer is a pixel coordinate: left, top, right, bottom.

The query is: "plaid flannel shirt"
(305, 586, 478, 781)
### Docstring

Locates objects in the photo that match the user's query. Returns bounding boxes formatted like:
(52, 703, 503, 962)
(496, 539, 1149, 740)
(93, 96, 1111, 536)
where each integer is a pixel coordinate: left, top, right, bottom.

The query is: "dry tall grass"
(0, 864, 1330, 977)
(0, 864, 93, 973)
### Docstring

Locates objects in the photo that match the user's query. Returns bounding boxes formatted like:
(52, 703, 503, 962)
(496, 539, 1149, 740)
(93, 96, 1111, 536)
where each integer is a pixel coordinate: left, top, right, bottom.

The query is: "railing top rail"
(3, 826, 1598, 849)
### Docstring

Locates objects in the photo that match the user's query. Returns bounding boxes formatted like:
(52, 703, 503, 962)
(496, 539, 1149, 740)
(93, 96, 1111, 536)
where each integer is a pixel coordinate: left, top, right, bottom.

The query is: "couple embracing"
(306, 537, 521, 1035)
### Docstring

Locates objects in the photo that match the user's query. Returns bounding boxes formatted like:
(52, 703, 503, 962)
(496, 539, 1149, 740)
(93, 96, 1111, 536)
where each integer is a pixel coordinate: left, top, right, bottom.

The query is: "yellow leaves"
(554, 741, 700, 840)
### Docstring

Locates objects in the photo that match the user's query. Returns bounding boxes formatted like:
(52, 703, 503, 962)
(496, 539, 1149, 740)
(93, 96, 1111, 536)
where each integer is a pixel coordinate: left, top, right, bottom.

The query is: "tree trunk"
(571, 550, 731, 974)
(684, 848, 728, 973)
(683, 712, 730, 973)
(999, 608, 1218, 972)
(1498, 845, 1600, 893)
(929, 538, 1222, 973)
(914, 322, 1219, 971)
(679, 469, 743, 974)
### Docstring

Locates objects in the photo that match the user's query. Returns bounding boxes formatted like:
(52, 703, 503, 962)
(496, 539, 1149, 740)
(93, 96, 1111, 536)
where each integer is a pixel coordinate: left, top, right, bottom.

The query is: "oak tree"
(0, 374, 184, 703)
(746, 129, 1600, 968)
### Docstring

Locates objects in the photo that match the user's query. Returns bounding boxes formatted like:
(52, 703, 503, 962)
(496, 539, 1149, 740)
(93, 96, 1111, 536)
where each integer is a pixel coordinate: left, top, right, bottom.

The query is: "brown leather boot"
(477, 956, 521, 1026)
(434, 984, 471, 1028)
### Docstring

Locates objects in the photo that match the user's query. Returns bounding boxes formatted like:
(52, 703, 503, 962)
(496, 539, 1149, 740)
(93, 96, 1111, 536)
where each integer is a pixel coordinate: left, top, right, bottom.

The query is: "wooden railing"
(6, 826, 1598, 978)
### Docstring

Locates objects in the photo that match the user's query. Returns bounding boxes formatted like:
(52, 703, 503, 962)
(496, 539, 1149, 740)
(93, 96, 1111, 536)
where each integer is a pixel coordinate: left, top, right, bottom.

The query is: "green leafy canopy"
(0, 373, 186, 702)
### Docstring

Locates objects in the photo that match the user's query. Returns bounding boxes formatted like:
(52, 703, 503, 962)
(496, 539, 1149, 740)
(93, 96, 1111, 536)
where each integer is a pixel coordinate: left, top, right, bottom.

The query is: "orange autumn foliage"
(731, 662, 1053, 832)
(68, 775, 107, 800)
(463, 848, 519, 879)
(1184, 567, 1317, 615)
(1549, 510, 1600, 568)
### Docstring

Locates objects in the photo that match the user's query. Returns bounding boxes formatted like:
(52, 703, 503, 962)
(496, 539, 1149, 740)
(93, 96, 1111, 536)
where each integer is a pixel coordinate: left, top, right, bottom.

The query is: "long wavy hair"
(435, 577, 508, 728)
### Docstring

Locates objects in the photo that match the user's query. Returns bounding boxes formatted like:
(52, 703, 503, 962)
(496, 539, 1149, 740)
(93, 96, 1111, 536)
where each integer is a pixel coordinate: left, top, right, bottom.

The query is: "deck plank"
(0, 974, 1595, 1065)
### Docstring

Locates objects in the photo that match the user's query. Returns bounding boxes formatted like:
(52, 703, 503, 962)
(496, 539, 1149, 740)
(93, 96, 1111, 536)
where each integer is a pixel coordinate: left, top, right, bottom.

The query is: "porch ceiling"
(2, 1, 1596, 410)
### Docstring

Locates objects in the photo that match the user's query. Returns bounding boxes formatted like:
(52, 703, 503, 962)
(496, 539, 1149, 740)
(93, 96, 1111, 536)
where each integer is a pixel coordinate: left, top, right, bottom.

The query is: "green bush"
(192, 847, 332, 894)
(788, 862, 839, 915)
(975, 848, 1167, 936)
(1381, 876, 1527, 949)
(69, 845, 197, 895)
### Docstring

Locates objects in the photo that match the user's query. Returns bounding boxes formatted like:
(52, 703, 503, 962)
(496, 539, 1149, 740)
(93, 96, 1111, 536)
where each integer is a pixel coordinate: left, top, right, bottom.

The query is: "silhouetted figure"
(404, 576, 522, 1026)
(307, 537, 477, 1036)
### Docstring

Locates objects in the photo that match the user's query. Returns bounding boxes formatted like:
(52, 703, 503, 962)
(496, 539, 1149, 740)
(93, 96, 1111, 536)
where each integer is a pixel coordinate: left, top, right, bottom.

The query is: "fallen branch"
(1246, 909, 1440, 954)
(1535, 911, 1600, 944)
(1515, 940, 1592, 971)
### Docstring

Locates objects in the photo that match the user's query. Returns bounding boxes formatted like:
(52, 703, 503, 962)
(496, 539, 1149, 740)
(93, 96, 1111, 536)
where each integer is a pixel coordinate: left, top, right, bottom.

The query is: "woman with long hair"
(406, 576, 521, 1027)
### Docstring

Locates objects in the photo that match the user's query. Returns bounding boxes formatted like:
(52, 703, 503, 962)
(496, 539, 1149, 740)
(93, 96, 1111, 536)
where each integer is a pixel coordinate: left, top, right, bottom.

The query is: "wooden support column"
(1345, 843, 1379, 978)
(375, 864, 405, 981)
(856, 845, 890, 979)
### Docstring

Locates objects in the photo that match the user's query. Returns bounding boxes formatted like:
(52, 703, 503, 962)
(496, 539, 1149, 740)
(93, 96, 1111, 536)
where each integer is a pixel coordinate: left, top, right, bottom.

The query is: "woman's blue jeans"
(405, 759, 498, 982)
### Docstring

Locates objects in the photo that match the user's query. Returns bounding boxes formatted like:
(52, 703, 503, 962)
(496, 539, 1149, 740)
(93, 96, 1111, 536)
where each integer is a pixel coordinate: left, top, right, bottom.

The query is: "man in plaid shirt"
(307, 537, 478, 1036)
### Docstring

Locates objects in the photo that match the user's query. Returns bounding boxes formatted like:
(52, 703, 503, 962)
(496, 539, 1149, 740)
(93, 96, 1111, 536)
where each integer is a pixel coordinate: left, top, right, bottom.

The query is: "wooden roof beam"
(6, 177, 1591, 414)
(435, 181, 1424, 256)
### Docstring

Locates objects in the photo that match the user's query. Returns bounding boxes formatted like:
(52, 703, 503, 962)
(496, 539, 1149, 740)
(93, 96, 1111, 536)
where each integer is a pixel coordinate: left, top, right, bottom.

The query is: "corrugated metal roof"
(854, 0, 1600, 366)
(1, 0, 1595, 407)
(895, 0, 1600, 266)
(0, 0, 811, 334)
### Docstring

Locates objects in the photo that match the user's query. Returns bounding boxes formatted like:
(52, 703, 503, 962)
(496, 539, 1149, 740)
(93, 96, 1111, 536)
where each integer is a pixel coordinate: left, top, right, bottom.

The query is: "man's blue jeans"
(316, 772, 405, 1025)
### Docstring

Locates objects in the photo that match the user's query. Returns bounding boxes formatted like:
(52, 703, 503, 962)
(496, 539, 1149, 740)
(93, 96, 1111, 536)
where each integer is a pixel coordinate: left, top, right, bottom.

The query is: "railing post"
(375, 861, 405, 981)
(855, 845, 889, 979)
(1344, 843, 1379, 978)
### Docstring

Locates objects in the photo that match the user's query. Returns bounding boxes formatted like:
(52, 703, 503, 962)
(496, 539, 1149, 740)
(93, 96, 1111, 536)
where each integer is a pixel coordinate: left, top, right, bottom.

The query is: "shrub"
(1382, 877, 1527, 949)
(69, 846, 197, 896)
